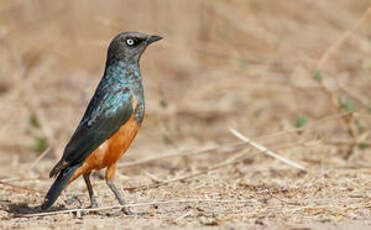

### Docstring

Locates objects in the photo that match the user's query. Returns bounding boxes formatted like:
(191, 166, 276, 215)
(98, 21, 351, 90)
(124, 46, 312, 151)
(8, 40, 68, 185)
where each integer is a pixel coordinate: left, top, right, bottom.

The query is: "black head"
(106, 31, 162, 64)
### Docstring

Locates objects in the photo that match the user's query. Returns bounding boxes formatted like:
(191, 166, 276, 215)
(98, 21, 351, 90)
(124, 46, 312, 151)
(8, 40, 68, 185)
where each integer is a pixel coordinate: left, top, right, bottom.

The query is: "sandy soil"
(0, 0, 370, 229)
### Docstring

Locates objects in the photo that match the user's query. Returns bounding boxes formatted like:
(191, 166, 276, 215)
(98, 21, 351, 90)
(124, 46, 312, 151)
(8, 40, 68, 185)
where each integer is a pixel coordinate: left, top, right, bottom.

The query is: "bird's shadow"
(3, 197, 158, 218)
(4, 195, 85, 217)
(5, 202, 66, 217)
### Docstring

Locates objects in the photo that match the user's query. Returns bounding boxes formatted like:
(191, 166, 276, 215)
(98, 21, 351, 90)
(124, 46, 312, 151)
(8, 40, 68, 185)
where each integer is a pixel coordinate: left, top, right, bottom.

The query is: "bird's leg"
(83, 173, 98, 208)
(106, 180, 134, 215)
(105, 163, 134, 215)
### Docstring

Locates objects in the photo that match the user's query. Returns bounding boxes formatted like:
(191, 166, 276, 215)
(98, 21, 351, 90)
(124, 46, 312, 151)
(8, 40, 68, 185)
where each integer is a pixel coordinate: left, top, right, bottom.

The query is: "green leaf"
(339, 97, 355, 112)
(313, 70, 323, 81)
(161, 134, 173, 145)
(28, 113, 40, 128)
(160, 99, 168, 108)
(295, 115, 308, 128)
(33, 137, 48, 153)
(359, 143, 368, 150)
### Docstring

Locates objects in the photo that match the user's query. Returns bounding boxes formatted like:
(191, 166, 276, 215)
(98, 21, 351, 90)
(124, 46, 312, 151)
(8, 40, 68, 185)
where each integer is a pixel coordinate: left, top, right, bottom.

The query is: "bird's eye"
(126, 38, 135, 46)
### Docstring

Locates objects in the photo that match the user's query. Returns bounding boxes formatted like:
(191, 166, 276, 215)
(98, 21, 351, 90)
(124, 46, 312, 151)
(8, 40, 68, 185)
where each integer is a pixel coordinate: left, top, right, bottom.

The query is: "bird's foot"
(65, 196, 82, 207)
(106, 207, 148, 217)
(86, 198, 98, 209)
(84, 199, 103, 215)
(123, 206, 134, 215)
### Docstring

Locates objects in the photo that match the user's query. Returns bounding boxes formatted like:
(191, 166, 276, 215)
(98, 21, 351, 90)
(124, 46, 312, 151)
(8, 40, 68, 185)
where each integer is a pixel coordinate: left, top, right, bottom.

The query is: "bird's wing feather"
(61, 86, 135, 166)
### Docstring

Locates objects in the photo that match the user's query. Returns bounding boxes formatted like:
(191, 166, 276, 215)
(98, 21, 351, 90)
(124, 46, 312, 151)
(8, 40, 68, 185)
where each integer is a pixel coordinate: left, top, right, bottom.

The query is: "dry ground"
(0, 0, 371, 229)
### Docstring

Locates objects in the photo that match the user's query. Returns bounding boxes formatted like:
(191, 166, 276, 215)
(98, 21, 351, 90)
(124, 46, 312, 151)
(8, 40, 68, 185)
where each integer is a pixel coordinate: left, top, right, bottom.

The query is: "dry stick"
(314, 6, 371, 152)
(23, 62, 56, 171)
(25, 95, 56, 171)
(124, 149, 252, 192)
(0, 180, 43, 194)
(124, 140, 314, 192)
(0, 177, 48, 183)
(325, 140, 371, 146)
(119, 143, 246, 168)
(143, 170, 165, 183)
(229, 128, 306, 171)
(0, 55, 56, 169)
(1, 112, 346, 185)
(316, 6, 371, 70)
(16, 198, 250, 218)
(1, 112, 346, 184)
(5, 44, 57, 166)
(337, 83, 371, 109)
(29, 145, 54, 170)
(118, 112, 348, 169)
(5, 111, 333, 183)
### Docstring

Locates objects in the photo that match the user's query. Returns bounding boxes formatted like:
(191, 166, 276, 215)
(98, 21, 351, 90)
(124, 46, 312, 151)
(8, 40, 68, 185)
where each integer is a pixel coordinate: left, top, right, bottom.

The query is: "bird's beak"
(147, 35, 163, 44)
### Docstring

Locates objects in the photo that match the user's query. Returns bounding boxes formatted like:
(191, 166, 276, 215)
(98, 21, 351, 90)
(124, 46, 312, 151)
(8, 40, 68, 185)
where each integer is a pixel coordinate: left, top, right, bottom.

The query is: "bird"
(41, 31, 162, 215)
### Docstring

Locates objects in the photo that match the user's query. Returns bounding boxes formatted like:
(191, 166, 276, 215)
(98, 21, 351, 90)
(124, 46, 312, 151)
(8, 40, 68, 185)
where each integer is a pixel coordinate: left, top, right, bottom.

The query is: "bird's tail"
(41, 164, 80, 210)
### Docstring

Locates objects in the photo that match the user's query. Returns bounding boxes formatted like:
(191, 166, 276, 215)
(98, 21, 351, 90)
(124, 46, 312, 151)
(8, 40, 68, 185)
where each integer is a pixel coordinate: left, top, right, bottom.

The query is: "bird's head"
(107, 31, 162, 64)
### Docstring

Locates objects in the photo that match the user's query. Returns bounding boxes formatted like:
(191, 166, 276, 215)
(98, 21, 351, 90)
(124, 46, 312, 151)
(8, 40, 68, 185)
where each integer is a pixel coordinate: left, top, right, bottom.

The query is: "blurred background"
(0, 0, 371, 228)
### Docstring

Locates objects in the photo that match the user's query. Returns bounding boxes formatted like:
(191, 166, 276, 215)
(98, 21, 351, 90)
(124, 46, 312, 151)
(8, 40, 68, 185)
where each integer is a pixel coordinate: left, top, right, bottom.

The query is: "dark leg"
(105, 163, 136, 215)
(83, 173, 98, 208)
(106, 180, 134, 215)
(106, 164, 147, 216)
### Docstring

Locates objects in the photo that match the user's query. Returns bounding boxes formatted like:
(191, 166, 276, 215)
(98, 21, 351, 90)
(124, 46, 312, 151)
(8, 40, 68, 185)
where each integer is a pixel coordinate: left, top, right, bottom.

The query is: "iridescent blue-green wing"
(61, 87, 135, 167)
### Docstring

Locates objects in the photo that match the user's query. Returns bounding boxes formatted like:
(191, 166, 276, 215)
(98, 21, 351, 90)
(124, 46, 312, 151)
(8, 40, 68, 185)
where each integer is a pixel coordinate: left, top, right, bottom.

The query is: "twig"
(142, 170, 165, 183)
(313, 6, 371, 155)
(0, 177, 48, 183)
(16, 198, 250, 218)
(118, 143, 245, 168)
(325, 140, 371, 146)
(0, 180, 43, 194)
(0, 113, 342, 187)
(0, 110, 340, 184)
(118, 113, 348, 169)
(29, 144, 54, 170)
(316, 6, 371, 70)
(123, 140, 315, 192)
(337, 83, 370, 109)
(124, 149, 252, 192)
(229, 128, 306, 171)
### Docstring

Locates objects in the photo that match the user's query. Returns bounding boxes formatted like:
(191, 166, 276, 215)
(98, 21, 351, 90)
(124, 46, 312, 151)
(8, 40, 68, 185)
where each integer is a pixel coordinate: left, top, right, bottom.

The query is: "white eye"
(126, 38, 134, 46)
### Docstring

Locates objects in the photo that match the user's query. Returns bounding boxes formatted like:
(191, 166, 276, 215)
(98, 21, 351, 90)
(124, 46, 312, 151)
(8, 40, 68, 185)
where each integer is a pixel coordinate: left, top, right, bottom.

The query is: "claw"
(65, 195, 82, 207)
(106, 208, 148, 217)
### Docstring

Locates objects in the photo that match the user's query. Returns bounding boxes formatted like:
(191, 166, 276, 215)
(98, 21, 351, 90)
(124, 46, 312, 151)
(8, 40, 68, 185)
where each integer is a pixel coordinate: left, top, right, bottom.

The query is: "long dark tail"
(41, 164, 80, 210)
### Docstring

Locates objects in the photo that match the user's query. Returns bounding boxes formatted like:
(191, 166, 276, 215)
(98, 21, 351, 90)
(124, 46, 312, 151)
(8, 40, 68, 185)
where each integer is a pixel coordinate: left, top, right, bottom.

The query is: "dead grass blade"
(124, 149, 252, 192)
(124, 139, 315, 192)
(229, 128, 306, 171)
(16, 198, 250, 218)
(29, 145, 54, 170)
(117, 113, 348, 169)
(118, 143, 245, 168)
(316, 6, 371, 70)
(0, 180, 42, 194)
(312, 6, 371, 156)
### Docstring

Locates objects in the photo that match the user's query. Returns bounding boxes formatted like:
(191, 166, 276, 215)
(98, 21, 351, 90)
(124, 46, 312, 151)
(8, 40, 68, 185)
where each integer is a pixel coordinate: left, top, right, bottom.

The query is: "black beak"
(147, 35, 163, 44)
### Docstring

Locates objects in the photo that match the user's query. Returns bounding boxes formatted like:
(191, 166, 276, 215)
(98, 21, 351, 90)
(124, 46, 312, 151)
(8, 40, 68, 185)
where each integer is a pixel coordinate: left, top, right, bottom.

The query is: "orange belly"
(69, 115, 140, 183)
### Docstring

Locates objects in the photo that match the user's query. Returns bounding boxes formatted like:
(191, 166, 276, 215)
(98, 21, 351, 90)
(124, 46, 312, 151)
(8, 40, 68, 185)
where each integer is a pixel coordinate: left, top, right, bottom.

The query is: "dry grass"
(0, 0, 371, 229)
